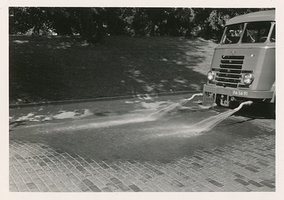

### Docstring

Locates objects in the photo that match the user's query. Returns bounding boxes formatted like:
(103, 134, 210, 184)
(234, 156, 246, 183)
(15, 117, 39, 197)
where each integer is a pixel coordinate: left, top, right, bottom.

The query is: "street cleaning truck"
(203, 10, 275, 110)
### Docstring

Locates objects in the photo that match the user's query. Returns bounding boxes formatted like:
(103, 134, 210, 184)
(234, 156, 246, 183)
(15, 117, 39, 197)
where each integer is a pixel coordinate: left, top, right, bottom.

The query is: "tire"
(268, 102, 275, 119)
(215, 97, 221, 106)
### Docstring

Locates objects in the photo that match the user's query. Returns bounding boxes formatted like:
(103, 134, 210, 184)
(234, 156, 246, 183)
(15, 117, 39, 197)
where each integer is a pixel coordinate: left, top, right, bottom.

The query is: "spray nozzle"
(185, 93, 203, 101)
(193, 93, 203, 97)
(234, 101, 253, 111)
(242, 101, 253, 106)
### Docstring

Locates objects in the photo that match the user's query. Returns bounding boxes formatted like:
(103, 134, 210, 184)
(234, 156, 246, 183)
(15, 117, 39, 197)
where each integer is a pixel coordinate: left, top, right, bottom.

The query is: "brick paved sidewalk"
(9, 133, 275, 192)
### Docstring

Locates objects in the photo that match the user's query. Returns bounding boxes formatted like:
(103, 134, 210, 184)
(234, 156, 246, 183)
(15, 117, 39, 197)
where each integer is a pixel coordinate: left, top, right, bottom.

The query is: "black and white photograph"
(2, 0, 284, 199)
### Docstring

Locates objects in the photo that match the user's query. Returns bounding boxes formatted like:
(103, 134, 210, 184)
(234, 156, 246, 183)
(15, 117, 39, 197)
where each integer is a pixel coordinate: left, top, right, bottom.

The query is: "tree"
(9, 7, 52, 35)
(104, 8, 127, 35)
(9, 7, 274, 41)
(47, 8, 80, 35)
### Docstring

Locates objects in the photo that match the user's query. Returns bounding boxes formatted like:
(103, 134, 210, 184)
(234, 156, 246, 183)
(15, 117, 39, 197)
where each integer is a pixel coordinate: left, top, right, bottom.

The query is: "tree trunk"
(80, 8, 95, 42)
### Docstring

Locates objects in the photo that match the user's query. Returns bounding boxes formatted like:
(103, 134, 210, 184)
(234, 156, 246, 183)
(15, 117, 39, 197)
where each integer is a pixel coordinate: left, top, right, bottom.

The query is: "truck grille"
(212, 55, 251, 88)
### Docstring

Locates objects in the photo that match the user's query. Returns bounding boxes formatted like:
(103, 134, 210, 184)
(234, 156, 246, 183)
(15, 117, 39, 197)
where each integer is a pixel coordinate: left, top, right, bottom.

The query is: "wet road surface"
(9, 94, 275, 192)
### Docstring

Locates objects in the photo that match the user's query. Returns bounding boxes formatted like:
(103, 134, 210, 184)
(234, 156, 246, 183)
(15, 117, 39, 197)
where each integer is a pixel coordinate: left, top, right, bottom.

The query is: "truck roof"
(226, 10, 275, 25)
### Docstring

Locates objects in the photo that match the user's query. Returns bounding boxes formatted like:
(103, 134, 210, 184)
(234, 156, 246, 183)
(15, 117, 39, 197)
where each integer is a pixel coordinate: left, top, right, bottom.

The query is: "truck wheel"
(268, 102, 275, 118)
(215, 97, 221, 106)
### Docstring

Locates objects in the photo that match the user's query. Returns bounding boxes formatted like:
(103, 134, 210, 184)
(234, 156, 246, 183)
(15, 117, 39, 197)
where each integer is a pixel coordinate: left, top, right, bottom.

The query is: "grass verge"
(9, 35, 217, 104)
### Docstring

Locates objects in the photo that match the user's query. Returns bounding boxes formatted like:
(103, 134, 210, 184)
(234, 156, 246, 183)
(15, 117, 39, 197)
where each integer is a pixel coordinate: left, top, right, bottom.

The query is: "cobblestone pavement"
(10, 133, 275, 192)
(9, 95, 276, 192)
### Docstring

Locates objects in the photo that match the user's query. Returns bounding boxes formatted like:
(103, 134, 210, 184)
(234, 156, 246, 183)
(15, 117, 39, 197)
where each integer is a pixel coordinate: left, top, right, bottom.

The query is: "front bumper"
(203, 84, 274, 103)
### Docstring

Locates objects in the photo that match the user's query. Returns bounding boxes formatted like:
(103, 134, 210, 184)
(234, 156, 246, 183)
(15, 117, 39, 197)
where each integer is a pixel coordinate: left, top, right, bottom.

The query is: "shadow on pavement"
(233, 103, 275, 120)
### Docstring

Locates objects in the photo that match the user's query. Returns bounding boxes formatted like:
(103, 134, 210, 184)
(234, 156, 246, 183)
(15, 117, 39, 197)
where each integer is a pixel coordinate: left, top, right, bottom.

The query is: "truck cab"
(203, 10, 275, 108)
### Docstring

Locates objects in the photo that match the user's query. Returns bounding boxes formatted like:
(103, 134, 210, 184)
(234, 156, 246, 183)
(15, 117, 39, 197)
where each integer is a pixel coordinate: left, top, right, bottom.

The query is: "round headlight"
(243, 74, 254, 85)
(207, 71, 215, 81)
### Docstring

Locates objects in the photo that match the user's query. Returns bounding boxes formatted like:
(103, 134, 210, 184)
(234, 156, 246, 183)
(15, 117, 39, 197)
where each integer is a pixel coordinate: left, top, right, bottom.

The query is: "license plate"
(232, 90, 249, 96)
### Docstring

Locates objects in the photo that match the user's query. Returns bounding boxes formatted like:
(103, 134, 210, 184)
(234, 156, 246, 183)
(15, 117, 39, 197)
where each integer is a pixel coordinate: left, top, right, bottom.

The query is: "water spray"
(150, 100, 254, 138)
(189, 100, 253, 134)
(148, 93, 203, 118)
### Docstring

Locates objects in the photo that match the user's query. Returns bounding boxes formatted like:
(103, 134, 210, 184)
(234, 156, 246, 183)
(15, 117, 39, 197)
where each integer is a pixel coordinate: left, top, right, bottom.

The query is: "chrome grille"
(212, 55, 251, 88)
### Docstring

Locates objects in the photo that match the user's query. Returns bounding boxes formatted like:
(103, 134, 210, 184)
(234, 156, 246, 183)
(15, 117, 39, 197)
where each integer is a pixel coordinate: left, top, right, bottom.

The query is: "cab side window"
(270, 25, 275, 42)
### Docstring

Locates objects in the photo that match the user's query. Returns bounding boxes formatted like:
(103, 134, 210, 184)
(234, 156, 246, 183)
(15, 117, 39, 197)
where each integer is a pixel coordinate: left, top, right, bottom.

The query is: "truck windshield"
(242, 22, 271, 43)
(222, 23, 244, 44)
(221, 21, 273, 44)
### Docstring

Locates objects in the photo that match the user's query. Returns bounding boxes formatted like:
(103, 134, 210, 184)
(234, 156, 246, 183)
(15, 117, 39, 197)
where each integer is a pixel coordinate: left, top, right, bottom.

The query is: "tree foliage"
(9, 7, 273, 43)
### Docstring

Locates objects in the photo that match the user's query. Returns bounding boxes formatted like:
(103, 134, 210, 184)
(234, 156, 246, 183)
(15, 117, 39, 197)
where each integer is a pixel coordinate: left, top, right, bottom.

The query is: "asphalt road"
(9, 93, 275, 192)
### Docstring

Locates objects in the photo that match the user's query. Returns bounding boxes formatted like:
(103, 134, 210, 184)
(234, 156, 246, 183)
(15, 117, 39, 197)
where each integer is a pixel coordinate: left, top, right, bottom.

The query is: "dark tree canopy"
(9, 7, 273, 43)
